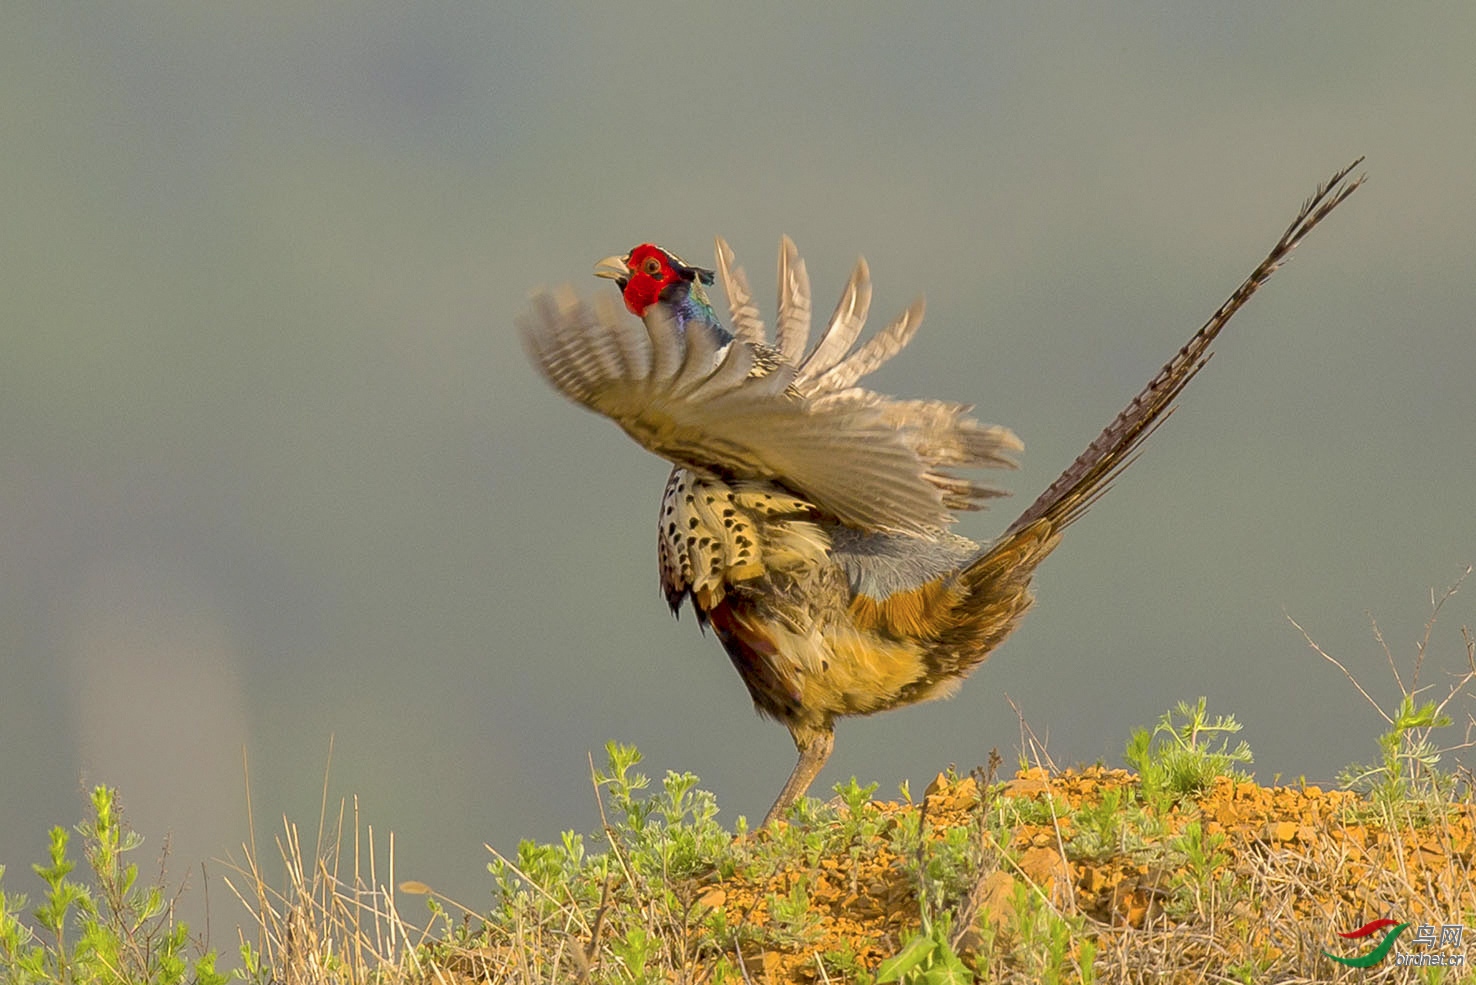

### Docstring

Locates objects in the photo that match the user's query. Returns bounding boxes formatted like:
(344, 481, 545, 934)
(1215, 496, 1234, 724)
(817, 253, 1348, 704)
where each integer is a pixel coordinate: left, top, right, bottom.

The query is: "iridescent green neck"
(665, 279, 731, 341)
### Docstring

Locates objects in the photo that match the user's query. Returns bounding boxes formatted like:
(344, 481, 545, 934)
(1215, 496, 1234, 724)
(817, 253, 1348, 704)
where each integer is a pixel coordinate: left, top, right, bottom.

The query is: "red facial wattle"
(619, 243, 681, 316)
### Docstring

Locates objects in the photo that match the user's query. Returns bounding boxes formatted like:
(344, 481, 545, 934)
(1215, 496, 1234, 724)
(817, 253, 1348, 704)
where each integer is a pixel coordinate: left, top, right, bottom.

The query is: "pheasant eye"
(642, 257, 664, 278)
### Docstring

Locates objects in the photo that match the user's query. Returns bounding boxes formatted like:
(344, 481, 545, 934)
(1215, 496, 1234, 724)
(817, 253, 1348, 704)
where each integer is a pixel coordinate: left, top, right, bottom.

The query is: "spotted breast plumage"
(519, 161, 1362, 824)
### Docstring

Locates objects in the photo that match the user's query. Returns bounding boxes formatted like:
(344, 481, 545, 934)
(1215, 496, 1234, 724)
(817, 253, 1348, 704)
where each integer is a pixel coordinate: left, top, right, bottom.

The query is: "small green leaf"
(875, 931, 938, 982)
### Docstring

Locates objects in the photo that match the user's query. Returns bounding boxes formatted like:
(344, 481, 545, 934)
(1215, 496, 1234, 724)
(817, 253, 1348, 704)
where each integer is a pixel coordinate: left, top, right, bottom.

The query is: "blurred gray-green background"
(3, 4, 1474, 934)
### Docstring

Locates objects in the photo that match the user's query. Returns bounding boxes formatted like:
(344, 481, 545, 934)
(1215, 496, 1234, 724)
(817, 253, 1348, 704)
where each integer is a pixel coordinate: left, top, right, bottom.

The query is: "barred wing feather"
(710, 236, 1022, 505)
(713, 237, 767, 346)
(712, 237, 926, 398)
(797, 257, 871, 383)
(521, 289, 966, 535)
(773, 235, 812, 365)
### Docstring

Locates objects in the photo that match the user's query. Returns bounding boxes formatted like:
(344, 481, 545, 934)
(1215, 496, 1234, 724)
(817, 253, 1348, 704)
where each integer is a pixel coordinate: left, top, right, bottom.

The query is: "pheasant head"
(595, 243, 723, 333)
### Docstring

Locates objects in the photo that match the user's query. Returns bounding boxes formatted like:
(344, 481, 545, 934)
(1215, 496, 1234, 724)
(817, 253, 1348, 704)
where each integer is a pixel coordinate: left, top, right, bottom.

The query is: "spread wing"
(714, 236, 1023, 511)
(519, 287, 1019, 535)
(714, 235, 928, 398)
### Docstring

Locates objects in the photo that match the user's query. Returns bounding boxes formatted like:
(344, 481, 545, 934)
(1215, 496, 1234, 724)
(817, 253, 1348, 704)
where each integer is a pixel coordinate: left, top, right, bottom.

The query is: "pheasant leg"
(763, 723, 834, 825)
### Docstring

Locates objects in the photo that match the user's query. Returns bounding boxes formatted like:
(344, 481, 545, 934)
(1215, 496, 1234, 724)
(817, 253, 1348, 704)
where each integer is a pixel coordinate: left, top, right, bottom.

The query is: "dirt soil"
(447, 767, 1476, 982)
(697, 767, 1476, 982)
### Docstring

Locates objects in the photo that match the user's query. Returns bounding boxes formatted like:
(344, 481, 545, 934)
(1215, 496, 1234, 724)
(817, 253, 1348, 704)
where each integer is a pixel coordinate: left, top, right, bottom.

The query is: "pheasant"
(520, 161, 1362, 825)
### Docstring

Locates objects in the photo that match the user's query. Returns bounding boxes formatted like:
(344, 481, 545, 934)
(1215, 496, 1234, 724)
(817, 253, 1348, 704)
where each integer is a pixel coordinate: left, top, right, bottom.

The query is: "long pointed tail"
(940, 161, 1363, 676)
(1003, 158, 1365, 540)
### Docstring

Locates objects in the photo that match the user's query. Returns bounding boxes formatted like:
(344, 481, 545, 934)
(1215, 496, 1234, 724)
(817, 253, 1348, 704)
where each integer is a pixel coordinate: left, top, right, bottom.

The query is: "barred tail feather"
(1003, 158, 1365, 539)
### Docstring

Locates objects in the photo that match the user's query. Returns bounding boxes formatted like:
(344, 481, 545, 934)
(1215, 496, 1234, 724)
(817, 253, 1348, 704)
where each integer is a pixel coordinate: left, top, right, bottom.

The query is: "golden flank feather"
(848, 579, 968, 641)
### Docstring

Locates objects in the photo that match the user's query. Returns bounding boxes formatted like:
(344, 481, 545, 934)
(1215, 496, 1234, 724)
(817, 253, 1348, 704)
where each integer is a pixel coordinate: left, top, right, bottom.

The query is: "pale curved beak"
(593, 254, 630, 282)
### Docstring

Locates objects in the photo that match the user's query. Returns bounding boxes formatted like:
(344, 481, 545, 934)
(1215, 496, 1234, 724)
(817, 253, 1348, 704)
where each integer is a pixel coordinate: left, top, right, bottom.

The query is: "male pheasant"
(520, 162, 1362, 825)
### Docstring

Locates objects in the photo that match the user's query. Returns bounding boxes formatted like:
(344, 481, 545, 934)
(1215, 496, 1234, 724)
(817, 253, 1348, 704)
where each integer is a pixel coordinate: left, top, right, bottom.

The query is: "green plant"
(835, 776, 882, 820)
(815, 940, 870, 982)
(1162, 820, 1232, 919)
(1006, 880, 1095, 985)
(875, 914, 971, 985)
(1125, 697, 1253, 802)
(875, 772, 999, 985)
(1226, 955, 1275, 985)
(993, 791, 1070, 828)
(593, 741, 736, 883)
(766, 879, 822, 946)
(0, 786, 225, 985)
(1294, 565, 1476, 813)
(1067, 787, 1160, 863)
(1340, 693, 1458, 807)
